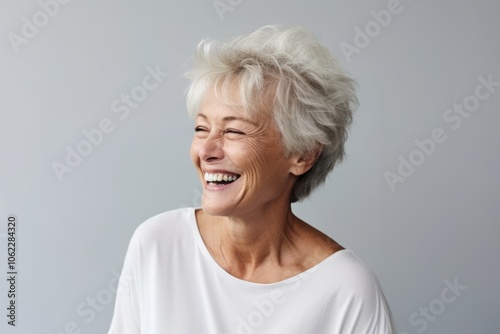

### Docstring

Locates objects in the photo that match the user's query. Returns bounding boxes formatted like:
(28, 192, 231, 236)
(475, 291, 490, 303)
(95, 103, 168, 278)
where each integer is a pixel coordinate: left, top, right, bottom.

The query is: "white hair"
(185, 25, 358, 202)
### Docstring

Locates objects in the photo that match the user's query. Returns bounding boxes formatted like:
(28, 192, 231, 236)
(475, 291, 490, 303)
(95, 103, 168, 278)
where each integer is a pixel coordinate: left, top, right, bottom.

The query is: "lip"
(202, 169, 241, 175)
(201, 169, 242, 191)
(204, 180, 238, 191)
(204, 176, 241, 191)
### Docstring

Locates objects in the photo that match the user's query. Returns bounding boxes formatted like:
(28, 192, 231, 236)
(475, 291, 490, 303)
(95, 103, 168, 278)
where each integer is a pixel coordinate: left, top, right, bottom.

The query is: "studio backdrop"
(0, 0, 498, 333)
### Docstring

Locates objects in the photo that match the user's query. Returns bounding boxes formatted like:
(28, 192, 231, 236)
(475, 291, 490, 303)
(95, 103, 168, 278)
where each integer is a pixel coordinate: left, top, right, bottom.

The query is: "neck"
(197, 200, 304, 281)
(221, 205, 298, 263)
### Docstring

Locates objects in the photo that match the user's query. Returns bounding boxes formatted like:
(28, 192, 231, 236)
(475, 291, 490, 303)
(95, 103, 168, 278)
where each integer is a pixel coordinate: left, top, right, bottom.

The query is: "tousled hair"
(186, 25, 358, 202)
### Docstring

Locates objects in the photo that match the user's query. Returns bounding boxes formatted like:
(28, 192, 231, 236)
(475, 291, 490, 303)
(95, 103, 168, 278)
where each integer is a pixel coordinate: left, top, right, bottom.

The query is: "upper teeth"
(204, 173, 239, 182)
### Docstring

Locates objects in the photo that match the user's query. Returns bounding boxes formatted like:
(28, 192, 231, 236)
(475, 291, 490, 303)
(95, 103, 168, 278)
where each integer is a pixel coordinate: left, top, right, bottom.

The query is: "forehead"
(198, 90, 262, 125)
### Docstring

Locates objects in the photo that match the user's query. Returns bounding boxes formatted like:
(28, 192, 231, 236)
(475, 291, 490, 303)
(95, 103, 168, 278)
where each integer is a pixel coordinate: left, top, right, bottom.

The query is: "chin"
(201, 205, 231, 217)
(201, 197, 231, 217)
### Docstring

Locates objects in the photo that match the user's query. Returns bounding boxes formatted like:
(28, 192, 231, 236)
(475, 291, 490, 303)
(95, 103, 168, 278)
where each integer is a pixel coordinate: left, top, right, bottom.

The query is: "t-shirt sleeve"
(107, 230, 142, 334)
(317, 255, 396, 334)
(338, 278, 396, 334)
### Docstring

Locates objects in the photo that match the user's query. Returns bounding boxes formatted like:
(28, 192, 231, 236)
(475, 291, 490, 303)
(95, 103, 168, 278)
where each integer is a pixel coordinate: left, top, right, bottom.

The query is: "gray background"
(1, 0, 498, 333)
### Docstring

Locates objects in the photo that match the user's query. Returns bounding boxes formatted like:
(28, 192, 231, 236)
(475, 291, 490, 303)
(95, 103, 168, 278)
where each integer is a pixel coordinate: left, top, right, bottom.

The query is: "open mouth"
(204, 172, 241, 185)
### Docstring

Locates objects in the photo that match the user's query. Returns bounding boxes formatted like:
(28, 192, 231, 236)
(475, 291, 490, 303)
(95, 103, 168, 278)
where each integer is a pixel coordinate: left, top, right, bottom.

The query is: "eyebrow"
(196, 113, 258, 126)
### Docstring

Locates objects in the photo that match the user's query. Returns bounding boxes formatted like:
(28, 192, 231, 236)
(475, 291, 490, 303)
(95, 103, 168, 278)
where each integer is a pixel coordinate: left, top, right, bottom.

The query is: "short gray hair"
(185, 25, 358, 202)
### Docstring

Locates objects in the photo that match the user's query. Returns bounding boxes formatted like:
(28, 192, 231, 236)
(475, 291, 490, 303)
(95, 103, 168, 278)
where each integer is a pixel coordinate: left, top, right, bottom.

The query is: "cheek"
(244, 139, 292, 182)
(229, 139, 268, 169)
(246, 138, 285, 170)
(231, 140, 281, 185)
(189, 139, 200, 165)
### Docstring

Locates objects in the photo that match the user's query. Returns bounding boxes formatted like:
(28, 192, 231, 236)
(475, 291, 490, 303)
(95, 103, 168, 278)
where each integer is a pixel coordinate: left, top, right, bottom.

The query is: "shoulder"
(326, 250, 382, 292)
(315, 250, 396, 333)
(130, 207, 196, 246)
(318, 250, 389, 306)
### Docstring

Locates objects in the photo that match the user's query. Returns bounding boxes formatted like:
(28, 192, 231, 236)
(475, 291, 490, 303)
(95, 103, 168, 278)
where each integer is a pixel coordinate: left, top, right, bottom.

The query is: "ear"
(289, 145, 323, 176)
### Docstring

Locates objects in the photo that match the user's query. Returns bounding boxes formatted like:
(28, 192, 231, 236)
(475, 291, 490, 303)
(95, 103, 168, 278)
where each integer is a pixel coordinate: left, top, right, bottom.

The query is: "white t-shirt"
(108, 208, 396, 334)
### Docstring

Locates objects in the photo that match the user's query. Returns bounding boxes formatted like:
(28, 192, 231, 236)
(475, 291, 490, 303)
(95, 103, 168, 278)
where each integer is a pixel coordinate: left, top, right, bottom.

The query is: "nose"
(198, 132, 224, 162)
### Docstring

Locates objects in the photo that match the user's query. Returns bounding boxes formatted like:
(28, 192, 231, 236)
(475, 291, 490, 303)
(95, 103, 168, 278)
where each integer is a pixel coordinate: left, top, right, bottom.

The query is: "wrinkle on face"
(190, 86, 297, 220)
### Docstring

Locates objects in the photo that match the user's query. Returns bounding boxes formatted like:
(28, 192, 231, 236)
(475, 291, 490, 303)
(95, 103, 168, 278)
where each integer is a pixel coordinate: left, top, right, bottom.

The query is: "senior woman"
(108, 25, 395, 333)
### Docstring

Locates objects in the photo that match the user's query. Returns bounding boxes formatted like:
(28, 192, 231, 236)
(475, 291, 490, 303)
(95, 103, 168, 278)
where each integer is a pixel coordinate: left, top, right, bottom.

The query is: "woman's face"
(190, 89, 299, 219)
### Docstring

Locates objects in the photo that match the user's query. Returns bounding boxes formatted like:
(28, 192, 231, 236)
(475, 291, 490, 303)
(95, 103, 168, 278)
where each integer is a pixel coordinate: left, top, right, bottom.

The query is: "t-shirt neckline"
(187, 207, 352, 289)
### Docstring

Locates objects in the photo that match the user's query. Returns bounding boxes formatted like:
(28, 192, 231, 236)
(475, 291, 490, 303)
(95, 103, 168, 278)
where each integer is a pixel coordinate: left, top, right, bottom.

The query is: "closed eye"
(225, 129, 245, 135)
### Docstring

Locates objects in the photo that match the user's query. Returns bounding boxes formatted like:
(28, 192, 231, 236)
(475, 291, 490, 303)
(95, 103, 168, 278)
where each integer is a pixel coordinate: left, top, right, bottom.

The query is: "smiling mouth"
(204, 172, 241, 185)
